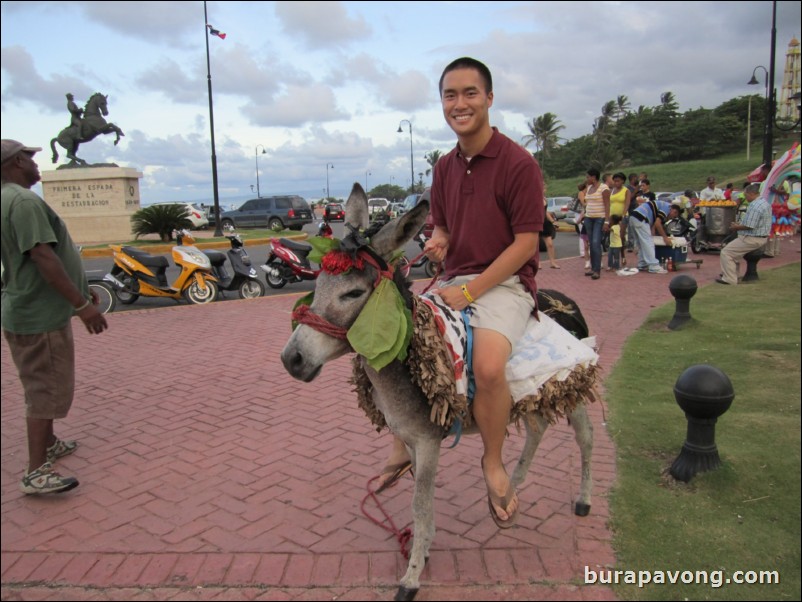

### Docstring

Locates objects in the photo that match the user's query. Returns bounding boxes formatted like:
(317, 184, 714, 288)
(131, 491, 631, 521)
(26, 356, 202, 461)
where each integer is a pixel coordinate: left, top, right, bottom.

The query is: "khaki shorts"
(3, 323, 76, 420)
(440, 275, 535, 348)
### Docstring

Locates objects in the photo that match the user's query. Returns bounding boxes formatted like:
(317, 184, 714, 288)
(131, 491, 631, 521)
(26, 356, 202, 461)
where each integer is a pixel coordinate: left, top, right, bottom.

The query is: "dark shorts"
(542, 219, 556, 239)
(3, 323, 75, 419)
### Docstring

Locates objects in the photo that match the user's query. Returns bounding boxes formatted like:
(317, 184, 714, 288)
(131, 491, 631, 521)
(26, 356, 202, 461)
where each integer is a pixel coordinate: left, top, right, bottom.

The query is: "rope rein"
(291, 304, 348, 340)
(360, 477, 412, 559)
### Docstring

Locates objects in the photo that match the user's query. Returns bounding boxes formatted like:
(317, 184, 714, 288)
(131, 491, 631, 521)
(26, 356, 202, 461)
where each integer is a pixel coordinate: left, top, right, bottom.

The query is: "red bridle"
(290, 249, 395, 340)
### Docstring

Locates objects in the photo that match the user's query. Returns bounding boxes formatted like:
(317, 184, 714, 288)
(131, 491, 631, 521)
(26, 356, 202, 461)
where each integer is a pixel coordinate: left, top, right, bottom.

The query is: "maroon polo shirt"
(431, 128, 544, 302)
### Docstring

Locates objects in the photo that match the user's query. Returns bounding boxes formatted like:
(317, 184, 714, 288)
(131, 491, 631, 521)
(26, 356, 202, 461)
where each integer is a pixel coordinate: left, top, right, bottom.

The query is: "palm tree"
(522, 113, 565, 173)
(659, 91, 679, 115)
(615, 95, 631, 120)
(424, 150, 443, 179)
(130, 204, 193, 242)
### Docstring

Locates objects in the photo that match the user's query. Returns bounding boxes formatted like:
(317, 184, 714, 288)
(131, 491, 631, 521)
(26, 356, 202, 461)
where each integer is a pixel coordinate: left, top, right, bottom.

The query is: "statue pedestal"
(40, 167, 143, 244)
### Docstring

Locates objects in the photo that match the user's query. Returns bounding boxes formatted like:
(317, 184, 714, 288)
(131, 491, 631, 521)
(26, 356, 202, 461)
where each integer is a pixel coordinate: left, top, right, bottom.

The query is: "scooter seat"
(121, 246, 169, 269)
(279, 238, 312, 255)
(203, 250, 227, 267)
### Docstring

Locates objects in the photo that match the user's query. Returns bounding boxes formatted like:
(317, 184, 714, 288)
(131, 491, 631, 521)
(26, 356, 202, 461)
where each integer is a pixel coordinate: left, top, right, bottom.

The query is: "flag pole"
(204, 1, 223, 236)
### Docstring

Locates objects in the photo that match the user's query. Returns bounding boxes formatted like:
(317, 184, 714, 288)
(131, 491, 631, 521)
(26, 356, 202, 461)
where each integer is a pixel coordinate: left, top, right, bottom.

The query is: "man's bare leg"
(472, 328, 517, 522)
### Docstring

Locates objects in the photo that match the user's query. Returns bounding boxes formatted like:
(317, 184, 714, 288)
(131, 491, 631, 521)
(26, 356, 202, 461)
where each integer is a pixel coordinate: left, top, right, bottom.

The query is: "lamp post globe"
(398, 119, 414, 193)
(255, 145, 266, 198)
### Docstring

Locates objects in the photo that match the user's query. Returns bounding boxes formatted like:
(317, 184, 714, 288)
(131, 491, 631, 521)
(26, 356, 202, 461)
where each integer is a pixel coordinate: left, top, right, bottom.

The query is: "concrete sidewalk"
(2, 239, 799, 601)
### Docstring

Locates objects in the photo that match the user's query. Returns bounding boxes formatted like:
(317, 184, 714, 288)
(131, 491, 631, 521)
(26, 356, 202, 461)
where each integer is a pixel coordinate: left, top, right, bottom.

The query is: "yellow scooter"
(108, 230, 218, 305)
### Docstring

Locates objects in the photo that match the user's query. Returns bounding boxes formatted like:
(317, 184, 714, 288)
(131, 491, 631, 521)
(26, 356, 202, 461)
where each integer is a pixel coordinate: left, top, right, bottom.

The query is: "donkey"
(282, 183, 596, 601)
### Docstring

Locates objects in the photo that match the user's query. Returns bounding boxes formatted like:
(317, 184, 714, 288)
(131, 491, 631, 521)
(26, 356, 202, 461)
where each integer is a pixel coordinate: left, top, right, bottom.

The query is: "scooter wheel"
(397, 256, 411, 279)
(238, 279, 265, 299)
(424, 260, 439, 279)
(184, 279, 218, 304)
(115, 275, 140, 304)
(265, 264, 288, 289)
(88, 281, 116, 314)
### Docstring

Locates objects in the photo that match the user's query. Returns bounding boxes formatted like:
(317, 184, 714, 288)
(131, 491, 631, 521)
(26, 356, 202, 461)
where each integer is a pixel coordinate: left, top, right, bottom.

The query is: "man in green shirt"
(1, 139, 108, 495)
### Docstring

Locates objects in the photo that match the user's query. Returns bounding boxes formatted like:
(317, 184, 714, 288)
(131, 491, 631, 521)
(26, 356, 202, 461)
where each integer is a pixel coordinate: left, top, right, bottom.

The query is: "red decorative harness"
(290, 249, 395, 340)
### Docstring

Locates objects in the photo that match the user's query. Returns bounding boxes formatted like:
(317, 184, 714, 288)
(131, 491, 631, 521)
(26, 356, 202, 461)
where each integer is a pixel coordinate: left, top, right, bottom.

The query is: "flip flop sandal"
(487, 482, 519, 529)
(375, 460, 413, 494)
(482, 458, 518, 529)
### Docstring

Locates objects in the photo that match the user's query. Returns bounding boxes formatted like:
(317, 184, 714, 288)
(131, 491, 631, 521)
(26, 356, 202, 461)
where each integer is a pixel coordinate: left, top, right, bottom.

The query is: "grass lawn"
(605, 264, 801, 601)
(545, 134, 800, 197)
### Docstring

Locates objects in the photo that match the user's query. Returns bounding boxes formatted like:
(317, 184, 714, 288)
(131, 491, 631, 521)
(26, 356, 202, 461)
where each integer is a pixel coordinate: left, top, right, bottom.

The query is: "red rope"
(291, 304, 348, 340)
(360, 476, 412, 559)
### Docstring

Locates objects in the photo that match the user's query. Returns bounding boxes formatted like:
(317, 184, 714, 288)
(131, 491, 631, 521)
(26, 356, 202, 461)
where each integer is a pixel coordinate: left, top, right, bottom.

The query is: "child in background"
(607, 214, 623, 271)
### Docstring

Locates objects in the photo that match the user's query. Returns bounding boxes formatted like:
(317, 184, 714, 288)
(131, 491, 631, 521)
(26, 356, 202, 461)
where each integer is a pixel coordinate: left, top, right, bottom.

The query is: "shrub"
(130, 205, 193, 242)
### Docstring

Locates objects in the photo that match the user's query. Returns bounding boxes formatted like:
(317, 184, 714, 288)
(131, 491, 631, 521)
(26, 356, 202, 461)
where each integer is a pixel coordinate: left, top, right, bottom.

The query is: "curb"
(80, 234, 308, 258)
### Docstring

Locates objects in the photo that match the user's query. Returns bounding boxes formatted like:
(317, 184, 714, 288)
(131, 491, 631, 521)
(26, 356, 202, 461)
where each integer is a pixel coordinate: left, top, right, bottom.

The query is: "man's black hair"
(439, 57, 493, 96)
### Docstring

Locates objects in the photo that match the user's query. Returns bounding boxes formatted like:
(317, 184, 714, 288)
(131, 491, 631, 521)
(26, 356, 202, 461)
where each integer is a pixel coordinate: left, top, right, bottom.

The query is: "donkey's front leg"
(510, 413, 549, 490)
(396, 436, 440, 601)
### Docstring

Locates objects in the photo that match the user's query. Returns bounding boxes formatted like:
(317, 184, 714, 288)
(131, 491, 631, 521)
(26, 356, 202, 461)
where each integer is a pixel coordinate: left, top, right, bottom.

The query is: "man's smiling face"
(440, 67, 493, 140)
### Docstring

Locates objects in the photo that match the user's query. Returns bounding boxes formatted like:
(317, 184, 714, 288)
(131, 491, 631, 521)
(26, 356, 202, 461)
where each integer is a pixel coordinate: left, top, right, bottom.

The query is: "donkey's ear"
(370, 200, 430, 259)
(344, 183, 369, 231)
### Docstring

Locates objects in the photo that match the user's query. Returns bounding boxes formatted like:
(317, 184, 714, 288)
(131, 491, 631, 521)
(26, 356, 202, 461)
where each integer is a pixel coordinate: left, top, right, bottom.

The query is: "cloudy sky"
(1, 1, 799, 205)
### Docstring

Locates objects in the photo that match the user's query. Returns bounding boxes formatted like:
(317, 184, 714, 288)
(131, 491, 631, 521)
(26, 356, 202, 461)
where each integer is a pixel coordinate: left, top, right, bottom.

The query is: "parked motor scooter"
(108, 230, 218, 305)
(261, 238, 319, 289)
(202, 233, 265, 299)
(260, 221, 332, 289)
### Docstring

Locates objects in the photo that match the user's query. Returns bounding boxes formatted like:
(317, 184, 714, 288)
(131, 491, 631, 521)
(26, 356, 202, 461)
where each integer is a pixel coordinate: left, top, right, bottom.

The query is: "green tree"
(522, 112, 565, 176)
(424, 150, 443, 180)
(615, 95, 631, 121)
(369, 183, 407, 202)
(130, 204, 193, 242)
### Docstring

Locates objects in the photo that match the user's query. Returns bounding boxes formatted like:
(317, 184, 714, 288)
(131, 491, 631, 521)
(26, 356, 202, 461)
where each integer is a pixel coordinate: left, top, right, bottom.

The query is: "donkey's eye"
(341, 289, 367, 300)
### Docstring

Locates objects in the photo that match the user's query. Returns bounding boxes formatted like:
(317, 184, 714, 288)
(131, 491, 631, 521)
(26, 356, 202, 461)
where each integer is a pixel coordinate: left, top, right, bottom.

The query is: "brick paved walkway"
(2, 238, 799, 600)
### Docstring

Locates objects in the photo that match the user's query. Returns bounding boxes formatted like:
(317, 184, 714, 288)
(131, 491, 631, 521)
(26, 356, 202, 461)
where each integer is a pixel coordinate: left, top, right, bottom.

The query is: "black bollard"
(667, 274, 698, 330)
(669, 364, 735, 482)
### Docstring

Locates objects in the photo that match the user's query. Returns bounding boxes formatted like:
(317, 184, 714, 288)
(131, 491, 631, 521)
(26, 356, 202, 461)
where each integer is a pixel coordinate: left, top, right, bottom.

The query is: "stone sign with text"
(40, 166, 142, 244)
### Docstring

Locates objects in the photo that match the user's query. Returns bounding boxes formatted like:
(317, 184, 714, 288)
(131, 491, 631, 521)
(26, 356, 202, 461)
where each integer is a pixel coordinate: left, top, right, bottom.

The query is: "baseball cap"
(1, 139, 43, 165)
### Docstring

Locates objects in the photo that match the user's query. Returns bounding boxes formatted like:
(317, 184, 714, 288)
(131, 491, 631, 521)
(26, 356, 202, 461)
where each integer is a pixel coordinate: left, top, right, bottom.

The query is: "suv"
(324, 202, 345, 221)
(219, 195, 313, 230)
(367, 197, 390, 215)
(151, 202, 209, 229)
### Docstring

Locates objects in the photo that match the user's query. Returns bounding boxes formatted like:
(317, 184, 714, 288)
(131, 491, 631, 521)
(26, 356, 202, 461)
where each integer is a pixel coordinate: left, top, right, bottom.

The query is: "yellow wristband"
(74, 299, 91, 312)
(461, 284, 475, 304)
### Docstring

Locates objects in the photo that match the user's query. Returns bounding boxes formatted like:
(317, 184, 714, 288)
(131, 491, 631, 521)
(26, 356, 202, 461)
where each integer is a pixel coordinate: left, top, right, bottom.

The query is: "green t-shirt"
(1, 182, 88, 334)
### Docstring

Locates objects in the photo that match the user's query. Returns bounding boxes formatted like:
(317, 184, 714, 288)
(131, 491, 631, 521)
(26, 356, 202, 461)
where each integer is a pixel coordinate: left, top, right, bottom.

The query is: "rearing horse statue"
(50, 93, 125, 166)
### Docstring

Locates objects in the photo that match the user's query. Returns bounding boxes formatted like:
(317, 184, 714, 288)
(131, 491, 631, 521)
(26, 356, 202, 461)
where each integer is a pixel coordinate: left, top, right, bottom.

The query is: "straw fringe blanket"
(352, 295, 599, 433)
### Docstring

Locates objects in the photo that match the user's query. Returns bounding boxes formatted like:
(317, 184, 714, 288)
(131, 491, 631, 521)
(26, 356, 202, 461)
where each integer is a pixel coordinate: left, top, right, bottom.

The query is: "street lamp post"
(365, 170, 371, 193)
(325, 163, 334, 199)
(397, 119, 414, 193)
(748, 65, 771, 168)
(255, 144, 266, 198)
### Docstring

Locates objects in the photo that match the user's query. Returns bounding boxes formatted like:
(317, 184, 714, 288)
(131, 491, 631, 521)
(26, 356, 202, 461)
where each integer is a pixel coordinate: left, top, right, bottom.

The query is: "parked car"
(655, 192, 674, 202)
(324, 202, 345, 222)
(546, 196, 573, 220)
(219, 195, 313, 231)
(368, 197, 390, 215)
(401, 192, 422, 213)
(388, 202, 405, 218)
(151, 202, 209, 229)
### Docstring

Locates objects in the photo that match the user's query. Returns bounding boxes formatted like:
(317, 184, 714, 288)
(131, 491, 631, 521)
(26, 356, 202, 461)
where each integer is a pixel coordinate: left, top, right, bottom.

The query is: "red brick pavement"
(2, 238, 799, 600)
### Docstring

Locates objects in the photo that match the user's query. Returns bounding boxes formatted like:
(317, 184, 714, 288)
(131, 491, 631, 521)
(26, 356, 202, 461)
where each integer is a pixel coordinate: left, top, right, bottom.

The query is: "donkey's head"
(281, 183, 429, 382)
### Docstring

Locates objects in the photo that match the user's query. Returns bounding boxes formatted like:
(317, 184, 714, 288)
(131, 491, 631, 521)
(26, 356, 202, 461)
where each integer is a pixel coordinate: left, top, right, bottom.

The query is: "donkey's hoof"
(574, 502, 591, 517)
(395, 586, 419, 601)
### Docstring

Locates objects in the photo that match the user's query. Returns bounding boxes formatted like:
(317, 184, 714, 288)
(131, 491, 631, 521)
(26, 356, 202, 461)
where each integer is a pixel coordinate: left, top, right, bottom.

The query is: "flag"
(207, 24, 226, 39)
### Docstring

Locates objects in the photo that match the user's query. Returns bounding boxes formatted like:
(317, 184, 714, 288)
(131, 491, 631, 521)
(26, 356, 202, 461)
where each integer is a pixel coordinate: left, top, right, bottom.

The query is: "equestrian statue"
(50, 92, 125, 166)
